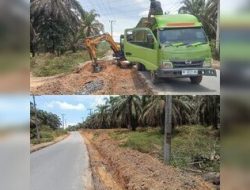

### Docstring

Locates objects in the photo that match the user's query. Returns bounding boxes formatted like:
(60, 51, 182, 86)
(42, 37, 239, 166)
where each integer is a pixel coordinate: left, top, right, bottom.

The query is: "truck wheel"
(190, 76, 203, 84)
(151, 72, 159, 84)
(137, 63, 146, 71)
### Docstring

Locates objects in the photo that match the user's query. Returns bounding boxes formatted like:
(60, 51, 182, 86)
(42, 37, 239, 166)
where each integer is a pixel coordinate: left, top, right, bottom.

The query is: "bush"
(171, 125, 220, 172)
(40, 131, 54, 141)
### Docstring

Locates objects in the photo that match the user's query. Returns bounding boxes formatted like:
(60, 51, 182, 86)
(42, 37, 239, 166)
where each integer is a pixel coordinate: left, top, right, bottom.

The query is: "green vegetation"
(110, 126, 220, 173)
(30, 0, 107, 76)
(31, 42, 109, 77)
(110, 129, 163, 154)
(171, 125, 220, 172)
(30, 102, 67, 144)
(31, 126, 67, 144)
(74, 96, 220, 133)
(30, 0, 104, 56)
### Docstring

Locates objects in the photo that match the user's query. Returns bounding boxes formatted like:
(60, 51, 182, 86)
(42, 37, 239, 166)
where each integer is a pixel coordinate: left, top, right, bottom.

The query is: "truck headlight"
(161, 61, 173, 69)
(203, 59, 212, 67)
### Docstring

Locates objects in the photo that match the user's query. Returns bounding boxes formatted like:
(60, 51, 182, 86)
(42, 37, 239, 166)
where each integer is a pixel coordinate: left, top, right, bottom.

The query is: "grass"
(171, 125, 220, 172)
(109, 126, 220, 172)
(111, 128, 163, 154)
(31, 42, 110, 77)
(31, 126, 67, 145)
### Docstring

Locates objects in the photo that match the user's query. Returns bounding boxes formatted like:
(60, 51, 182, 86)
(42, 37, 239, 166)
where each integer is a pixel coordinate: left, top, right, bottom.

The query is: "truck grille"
(172, 60, 204, 68)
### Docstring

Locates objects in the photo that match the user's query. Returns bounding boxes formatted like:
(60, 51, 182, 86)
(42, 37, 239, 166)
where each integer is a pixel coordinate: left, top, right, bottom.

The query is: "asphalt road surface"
(31, 132, 93, 190)
(140, 70, 220, 95)
(0, 132, 29, 190)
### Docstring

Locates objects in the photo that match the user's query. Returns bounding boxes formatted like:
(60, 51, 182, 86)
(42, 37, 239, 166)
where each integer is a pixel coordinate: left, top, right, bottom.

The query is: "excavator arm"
(84, 33, 123, 72)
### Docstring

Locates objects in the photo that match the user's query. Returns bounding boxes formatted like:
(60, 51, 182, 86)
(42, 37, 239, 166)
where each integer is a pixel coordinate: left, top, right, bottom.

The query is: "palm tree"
(113, 96, 142, 131)
(195, 96, 220, 129)
(96, 104, 109, 128)
(81, 10, 104, 37)
(142, 96, 193, 133)
(178, 0, 218, 39)
(141, 96, 165, 130)
(30, 0, 85, 54)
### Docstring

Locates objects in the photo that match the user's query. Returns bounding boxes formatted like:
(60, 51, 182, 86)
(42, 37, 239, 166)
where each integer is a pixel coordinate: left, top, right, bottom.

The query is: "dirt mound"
(30, 60, 150, 95)
(83, 130, 213, 190)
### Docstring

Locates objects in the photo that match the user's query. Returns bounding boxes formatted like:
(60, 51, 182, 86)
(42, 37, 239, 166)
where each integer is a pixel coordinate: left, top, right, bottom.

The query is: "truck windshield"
(159, 27, 208, 45)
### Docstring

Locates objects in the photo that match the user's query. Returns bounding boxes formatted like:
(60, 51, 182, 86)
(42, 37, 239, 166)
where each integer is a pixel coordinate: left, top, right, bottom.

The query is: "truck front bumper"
(156, 68, 217, 78)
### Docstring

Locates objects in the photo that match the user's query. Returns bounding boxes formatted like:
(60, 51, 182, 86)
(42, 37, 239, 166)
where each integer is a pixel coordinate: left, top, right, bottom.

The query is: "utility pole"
(61, 114, 65, 128)
(164, 95, 172, 164)
(88, 108, 92, 116)
(216, 0, 220, 55)
(109, 20, 116, 38)
(32, 95, 40, 142)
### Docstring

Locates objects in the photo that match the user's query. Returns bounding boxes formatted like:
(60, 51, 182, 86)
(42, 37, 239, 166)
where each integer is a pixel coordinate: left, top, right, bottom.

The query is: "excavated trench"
(30, 60, 151, 95)
(81, 130, 214, 190)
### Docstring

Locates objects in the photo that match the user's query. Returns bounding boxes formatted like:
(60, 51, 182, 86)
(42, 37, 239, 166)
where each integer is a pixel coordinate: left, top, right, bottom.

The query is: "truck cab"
(123, 14, 216, 84)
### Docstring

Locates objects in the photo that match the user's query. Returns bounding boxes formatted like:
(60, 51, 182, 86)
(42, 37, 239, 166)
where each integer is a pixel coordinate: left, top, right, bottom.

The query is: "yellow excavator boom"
(84, 33, 122, 72)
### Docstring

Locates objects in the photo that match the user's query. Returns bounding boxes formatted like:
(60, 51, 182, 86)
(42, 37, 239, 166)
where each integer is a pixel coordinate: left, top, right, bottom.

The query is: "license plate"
(182, 70, 198, 75)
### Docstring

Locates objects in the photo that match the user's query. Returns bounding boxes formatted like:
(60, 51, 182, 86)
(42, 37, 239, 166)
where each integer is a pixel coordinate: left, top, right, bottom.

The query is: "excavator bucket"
(92, 58, 102, 73)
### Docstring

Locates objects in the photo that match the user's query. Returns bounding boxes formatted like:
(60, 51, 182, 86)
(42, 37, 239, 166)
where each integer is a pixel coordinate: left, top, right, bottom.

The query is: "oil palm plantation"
(113, 96, 142, 131)
(141, 96, 193, 133)
(81, 10, 104, 37)
(178, 0, 218, 39)
(30, 0, 85, 54)
(195, 96, 220, 129)
(95, 104, 110, 129)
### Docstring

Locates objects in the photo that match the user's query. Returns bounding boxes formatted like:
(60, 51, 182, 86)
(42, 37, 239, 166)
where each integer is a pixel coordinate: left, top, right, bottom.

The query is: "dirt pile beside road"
(81, 132, 123, 190)
(82, 130, 213, 190)
(30, 61, 150, 95)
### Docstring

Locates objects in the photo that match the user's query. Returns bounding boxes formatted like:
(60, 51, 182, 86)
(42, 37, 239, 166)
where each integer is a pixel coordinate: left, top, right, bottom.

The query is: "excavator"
(84, 33, 124, 72)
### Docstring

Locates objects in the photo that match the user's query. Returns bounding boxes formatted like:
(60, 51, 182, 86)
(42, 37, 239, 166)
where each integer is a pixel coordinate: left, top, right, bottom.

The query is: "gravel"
(78, 79, 104, 95)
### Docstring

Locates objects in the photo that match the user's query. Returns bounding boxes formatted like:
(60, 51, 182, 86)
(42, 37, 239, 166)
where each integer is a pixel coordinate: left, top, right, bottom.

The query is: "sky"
(32, 95, 110, 128)
(79, 0, 183, 41)
(0, 95, 30, 127)
(78, 0, 247, 41)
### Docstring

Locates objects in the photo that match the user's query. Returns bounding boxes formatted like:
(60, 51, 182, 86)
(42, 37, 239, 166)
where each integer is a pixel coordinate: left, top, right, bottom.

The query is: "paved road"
(0, 131, 29, 190)
(139, 70, 220, 95)
(31, 132, 93, 190)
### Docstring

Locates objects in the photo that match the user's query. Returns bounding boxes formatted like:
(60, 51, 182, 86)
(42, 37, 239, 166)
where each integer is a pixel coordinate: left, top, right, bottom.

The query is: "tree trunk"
(127, 104, 132, 130)
(216, 0, 220, 56)
(164, 95, 172, 164)
(71, 45, 76, 53)
(31, 50, 35, 57)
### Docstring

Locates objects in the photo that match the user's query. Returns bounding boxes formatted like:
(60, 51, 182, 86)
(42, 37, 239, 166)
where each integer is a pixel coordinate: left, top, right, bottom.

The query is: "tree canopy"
(75, 96, 220, 133)
(30, 0, 104, 56)
(179, 0, 218, 39)
(30, 102, 61, 139)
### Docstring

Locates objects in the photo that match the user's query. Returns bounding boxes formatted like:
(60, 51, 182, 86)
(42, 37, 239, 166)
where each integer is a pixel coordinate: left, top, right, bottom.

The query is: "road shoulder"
(81, 129, 213, 190)
(30, 133, 69, 153)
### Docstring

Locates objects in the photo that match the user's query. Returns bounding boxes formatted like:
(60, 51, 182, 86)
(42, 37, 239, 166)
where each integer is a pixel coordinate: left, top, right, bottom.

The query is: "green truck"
(121, 14, 216, 84)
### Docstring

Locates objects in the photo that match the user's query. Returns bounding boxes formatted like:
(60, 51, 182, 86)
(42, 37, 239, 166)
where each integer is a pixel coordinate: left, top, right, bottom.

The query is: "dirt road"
(30, 60, 150, 95)
(30, 52, 220, 95)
